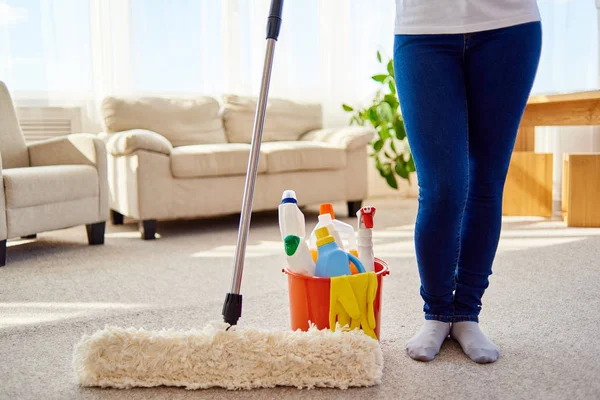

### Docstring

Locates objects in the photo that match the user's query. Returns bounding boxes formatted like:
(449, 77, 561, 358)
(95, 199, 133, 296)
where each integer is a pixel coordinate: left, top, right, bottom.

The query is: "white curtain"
(1, 0, 599, 198)
(0, 0, 395, 131)
(532, 0, 600, 214)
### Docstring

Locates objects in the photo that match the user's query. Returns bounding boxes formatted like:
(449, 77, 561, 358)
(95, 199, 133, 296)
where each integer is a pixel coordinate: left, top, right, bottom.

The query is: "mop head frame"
(73, 322, 384, 390)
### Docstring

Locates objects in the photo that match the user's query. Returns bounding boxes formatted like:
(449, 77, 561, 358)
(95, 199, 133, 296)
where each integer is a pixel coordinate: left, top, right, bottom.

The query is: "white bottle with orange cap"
(356, 206, 376, 272)
(308, 203, 360, 274)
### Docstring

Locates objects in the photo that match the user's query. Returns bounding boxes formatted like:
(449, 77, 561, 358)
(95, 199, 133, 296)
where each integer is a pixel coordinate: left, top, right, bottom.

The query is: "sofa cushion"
(170, 144, 268, 179)
(261, 142, 347, 173)
(102, 96, 227, 147)
(3, 165, 99, 209)
(222, 94, 322, 144)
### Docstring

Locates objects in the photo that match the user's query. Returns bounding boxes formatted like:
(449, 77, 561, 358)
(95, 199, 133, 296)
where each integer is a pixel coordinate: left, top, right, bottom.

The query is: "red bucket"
(282, 258, 390, 340)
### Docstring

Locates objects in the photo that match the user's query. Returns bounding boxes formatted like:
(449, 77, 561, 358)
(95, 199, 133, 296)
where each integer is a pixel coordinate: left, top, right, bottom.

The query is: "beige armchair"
(0, 82, 109, 266)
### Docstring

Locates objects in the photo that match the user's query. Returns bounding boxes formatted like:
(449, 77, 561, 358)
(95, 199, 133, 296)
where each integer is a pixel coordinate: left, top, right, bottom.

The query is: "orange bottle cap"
(319, 203, 335, 219)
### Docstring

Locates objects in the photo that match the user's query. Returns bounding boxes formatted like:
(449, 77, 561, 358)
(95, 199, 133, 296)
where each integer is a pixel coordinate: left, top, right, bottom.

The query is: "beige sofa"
(101, 94, 375, 239)
(0, 82, 109, 266)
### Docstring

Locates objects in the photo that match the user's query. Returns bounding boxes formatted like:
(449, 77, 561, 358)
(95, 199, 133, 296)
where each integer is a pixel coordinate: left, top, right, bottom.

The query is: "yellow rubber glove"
(348, 272, 378, 340)
(329, 275, 360, 332)
(336, 300, 351, 329)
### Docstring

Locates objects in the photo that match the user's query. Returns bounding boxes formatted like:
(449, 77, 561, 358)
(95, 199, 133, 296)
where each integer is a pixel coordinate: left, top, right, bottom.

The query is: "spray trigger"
(357, 207, 376, 229)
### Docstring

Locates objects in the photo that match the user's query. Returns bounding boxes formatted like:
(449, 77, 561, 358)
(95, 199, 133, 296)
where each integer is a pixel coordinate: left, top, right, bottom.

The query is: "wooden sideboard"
(503, 91, 600, 222)
(515, 90, 600, 151)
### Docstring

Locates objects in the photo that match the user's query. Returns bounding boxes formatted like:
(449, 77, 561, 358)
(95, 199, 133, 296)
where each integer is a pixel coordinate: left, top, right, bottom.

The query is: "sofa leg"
(21, 234, 37, 239)
(86, 222, 106, 245)
(347, 200, 363, 217)
(140, 220, 157, 240)
(110, 210, 124, 225)
(0, 240, 6, 267)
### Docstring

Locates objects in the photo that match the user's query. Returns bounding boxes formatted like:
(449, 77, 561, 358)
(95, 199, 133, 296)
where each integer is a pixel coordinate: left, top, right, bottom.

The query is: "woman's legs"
(394, 21, 542, 362)
(393, 33, 468, 360)
(451, 21, 542, 363)
(454, 21, 542, 320)
(393, 33, 468, 323)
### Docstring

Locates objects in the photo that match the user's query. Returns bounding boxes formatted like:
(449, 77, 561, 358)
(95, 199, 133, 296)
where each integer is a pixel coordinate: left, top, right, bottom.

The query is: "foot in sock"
(451, 321, 499, 364)
(406, 320, 451, 361)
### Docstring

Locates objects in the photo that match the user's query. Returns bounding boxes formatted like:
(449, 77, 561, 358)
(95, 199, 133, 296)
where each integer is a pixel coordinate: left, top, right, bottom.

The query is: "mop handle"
(223, 0, 284, 326)
(266, 0, 283, 40)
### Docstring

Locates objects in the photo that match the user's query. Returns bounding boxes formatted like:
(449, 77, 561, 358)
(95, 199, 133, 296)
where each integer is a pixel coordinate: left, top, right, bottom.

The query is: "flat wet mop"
(73, 0, 384, 390)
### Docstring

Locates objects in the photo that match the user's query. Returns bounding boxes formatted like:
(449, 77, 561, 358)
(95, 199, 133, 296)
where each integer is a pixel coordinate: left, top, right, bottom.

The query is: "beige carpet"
(1, 197, 599, 400)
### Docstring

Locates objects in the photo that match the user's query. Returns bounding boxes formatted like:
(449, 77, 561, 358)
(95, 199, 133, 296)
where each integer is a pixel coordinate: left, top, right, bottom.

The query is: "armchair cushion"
(261, 142, 346, 173)
(170, 143, 267, 178)
(107, 129, 172, 156)
(222, 94, 322, 143)
(3, 165, 98, 209)
(102, 96, 227, 147)
(300, 126, 375, 151)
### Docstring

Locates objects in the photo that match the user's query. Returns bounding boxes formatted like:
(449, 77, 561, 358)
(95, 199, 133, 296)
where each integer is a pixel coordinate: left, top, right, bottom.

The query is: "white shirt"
(394, 0, 541, 34)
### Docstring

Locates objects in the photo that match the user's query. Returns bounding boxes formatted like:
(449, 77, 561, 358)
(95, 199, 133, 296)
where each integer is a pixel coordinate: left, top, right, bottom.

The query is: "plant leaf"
(406, 153, 416, 172)
(376, 158, 398, 189)
(388, 79, 396, 94)
(386, 173, 398, 189)
(342, 104, 354, 112)
(395, 158, 409, 180)
(377, 102, 394, 124)
(367, 107, 379, 125)
(375, 156, 383, 175)
(390, 139, 397, 154)
(378, 124, 391, 141)
(384, 94, 399, 111)
(373, 139, 384, 152)
(372, 74, 388, 83)
(395, 119, 406, 140)
(382, 163, 398, 189)
(387, 60, 394, 78)
(380, 161, 391, 175)
(377, 50, 382, 63)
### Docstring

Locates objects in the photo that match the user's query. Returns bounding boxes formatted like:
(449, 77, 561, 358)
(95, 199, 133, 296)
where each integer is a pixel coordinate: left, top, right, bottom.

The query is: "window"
(130, 0, 223, 94)
(0, 0, 92, 95)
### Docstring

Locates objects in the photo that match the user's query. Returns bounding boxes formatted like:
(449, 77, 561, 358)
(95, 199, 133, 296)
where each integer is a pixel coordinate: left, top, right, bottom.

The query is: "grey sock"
(406, 320, 451, 361)
(451, 321, 499, 364)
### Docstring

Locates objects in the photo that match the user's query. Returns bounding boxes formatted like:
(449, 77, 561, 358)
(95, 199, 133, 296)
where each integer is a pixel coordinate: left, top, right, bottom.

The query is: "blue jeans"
(393, 21, 542, 323)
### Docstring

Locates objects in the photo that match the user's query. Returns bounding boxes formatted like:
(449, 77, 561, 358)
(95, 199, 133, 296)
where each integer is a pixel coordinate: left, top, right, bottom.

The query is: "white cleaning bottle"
(283, 235, 316, 276)
(308, 212, 345, 263)
(356, 206, 376, 272)
(278, 190, 305, 240)
(318, 213, 344, 249)
(311, 203, 358, 258)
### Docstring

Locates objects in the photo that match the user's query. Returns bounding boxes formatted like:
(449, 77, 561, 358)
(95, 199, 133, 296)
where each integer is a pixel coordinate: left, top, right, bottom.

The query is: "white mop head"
(73, 321, 383, 390)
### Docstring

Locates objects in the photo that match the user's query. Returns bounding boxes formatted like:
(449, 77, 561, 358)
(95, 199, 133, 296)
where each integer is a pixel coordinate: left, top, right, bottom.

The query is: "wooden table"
(503, 90, 600, 223)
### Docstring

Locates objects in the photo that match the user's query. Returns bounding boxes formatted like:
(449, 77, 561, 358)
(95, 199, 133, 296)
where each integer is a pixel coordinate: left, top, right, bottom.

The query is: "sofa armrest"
(28, 133, 106, 168)
(300, 126, 376, 151)
(106, 129, 172, 157)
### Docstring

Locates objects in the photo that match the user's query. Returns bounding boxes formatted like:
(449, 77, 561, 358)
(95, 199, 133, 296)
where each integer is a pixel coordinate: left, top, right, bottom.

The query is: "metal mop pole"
(222, 0, 284, 326)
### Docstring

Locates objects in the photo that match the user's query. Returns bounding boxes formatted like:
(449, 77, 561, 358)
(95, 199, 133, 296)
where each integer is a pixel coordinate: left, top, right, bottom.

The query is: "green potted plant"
(342, 51, 415, 189)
